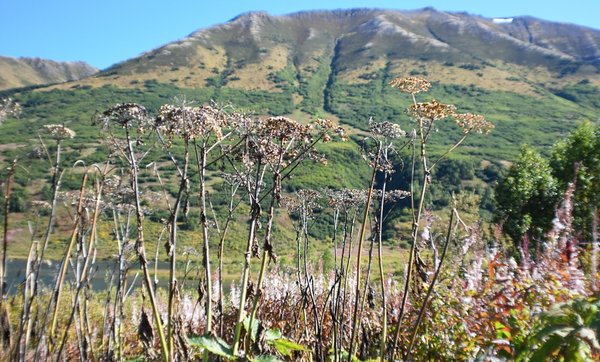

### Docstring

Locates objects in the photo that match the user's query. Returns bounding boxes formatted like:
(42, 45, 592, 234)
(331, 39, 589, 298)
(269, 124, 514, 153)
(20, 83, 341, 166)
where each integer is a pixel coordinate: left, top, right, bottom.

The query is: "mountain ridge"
(0, 56, 98, 90)
(1, 8, 599, 165)
(54, 7, 597, 97)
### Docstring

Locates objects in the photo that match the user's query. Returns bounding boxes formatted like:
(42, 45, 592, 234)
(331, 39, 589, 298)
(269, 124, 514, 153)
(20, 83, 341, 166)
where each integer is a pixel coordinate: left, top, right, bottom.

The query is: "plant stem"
(0, 159, 15, 303)
(197, 143, 213, 339)
(232, 161, 265, 357)
(377, 165, 388, 362)
(16, 139, 62, 362)
(0, 159, 15, 350)
(246, 186, 277, 348)
(348, 143, 380, 361)
(390, 116, 429, 359)
(125, 127, 169, 362)
(49, 172, 88, 346)
(405, 208, 457, 360)
(57, 174, 106, 360)
(167, 139, 189, 360)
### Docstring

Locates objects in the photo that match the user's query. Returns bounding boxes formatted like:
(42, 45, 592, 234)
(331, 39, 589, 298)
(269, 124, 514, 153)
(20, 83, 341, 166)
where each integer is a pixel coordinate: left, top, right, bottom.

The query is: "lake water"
(3, 258, 181, 295)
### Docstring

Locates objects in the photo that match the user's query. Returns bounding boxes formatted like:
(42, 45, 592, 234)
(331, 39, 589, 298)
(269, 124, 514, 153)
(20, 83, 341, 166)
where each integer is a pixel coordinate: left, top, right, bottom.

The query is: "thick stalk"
(167, 140, 189, 359)
(389, 165, 428, 358)
(0, 160, 15, 350)
(195, 142, 213, 338)
(247, 189, 277, 347)
(125, 127, 169, 362)
(390, 117, 429, 359)
(405, 208, 456, 360)
(330, 208, 340, 362)
(340, 210, 358, 347)
(49, 172, 88, 345)
(232, 162, 265, 357)
(1, 159, 15, 303)
(333, 207, 352, 360)
(348, 144, 380, 361)
(217, 189, 237, 336)
(15, 140, 62, 362)
(377, 167, 388, 362)
(247, 148, 285, 347)
(57, 177, 105, 360)
(12, 242, 34, 361)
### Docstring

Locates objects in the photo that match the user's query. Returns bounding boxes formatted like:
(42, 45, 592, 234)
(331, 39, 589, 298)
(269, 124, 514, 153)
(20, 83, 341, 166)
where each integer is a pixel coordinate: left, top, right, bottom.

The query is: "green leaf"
(124, 357, 146, 362)
(529, 333, 563, 362)
(563, 338, 592, 362)
(531, 325, 573, 343)
(244, 316, 260, 342)
(271, 338, 307, 357)
(187, 335, 234, 359)
(265, 328, 283, 341)
(495, 321, 511, 339)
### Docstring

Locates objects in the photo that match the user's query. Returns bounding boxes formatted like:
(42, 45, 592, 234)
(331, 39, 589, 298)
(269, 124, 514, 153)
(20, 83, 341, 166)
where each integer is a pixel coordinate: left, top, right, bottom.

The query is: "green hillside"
(1, 8, 600, 259)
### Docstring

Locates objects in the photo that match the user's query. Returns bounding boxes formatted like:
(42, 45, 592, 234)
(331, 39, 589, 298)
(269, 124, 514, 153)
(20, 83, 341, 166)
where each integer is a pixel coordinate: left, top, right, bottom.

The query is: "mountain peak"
(229, 11, 272, 23)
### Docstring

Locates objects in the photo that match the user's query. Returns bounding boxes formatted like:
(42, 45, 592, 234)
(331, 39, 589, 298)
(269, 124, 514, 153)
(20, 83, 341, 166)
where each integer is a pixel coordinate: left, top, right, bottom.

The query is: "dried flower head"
(326, 189, 368, 210)
(374, 189, 411, 202)
(97, 103, 149, 130)
(57, 190, 98, 210)
(407, 100, 456, 121)
(154, 103, 227, 141)
(102, 175, 122, 193)
(220, 172, 248, 187)
(389, 76, 432, 94)
(30, 200, 52, 211)
(43, 124, 76, 139)
(453, 113, 494, 134)
(0, 98, 21, 124)
(368, 119, 406, 139)
(315, 118, 347, 142)
(262, 116, 312, 142)
(241, 116, 316, 168)
(283, 189, 322, 217)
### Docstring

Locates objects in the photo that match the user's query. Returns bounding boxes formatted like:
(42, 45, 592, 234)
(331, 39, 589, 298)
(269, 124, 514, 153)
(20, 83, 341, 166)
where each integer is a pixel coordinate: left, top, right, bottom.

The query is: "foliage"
(551, 121, 600, 239)
(516, 294, 600, 361)
(494, 145, 561, 249)
(188, 335, 234, 359)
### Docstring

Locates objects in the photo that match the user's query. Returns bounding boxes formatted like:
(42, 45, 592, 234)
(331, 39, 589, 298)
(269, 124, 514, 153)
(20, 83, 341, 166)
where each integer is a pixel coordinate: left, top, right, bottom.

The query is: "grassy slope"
(0, 69, 599, 262)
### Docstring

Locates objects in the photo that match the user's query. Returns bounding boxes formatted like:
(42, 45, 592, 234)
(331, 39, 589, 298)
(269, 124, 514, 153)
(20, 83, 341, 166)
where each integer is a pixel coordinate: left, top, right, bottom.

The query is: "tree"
(551, 122, 600, 240)
(494, 146, 560, 248)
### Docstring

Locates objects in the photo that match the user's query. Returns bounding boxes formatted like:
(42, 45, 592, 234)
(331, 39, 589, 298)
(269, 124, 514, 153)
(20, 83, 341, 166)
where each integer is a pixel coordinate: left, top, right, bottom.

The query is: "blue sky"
(2, 0, 599, 70)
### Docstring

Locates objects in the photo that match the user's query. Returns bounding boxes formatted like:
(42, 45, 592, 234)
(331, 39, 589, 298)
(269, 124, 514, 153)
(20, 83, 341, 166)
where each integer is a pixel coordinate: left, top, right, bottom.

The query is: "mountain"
(1, 8, 600, 256)
(3, 8, 600, 162)
(0, 56, 98, 90)
(68, 8, 600, 92)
